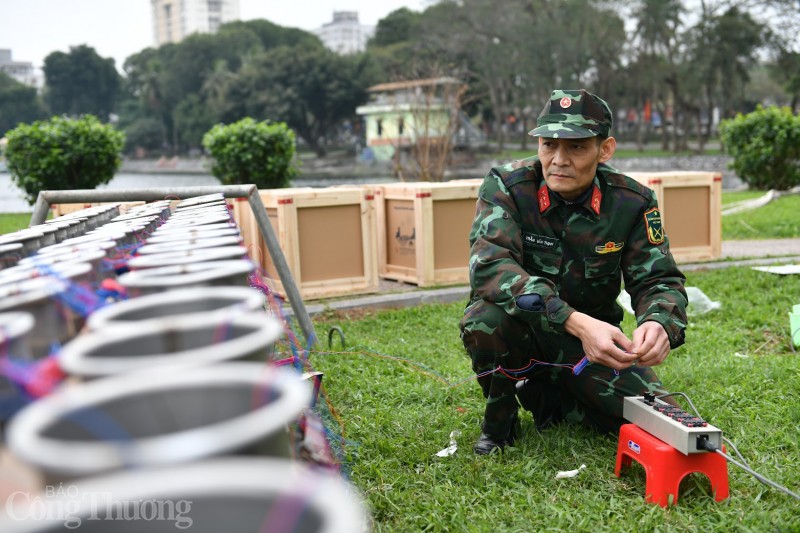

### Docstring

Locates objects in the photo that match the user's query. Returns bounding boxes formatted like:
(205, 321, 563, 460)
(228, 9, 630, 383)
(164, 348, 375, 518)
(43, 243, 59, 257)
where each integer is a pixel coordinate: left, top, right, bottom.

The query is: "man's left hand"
(631, 321, 670, 367)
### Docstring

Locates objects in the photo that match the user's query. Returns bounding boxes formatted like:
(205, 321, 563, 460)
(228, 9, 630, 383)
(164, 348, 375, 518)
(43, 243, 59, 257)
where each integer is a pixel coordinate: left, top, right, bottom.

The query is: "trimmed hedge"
(202, 118, 298, 190)
(4, 115, 125, 204)
(719, 105, 800, 190)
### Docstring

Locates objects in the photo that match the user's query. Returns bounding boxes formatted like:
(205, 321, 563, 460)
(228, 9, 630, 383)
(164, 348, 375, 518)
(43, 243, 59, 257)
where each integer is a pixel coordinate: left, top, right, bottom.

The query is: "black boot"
(474, 411, 520, 455)
(516, 378, 563, 431)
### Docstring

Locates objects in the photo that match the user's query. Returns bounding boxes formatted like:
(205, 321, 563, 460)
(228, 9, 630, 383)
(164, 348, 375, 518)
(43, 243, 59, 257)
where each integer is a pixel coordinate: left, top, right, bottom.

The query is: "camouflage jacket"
(468, 156, 688, 348)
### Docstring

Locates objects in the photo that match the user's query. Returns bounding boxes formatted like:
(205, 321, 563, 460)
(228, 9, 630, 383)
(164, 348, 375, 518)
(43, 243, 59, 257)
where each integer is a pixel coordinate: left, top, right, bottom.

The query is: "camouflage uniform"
(460, 91, 688, 442)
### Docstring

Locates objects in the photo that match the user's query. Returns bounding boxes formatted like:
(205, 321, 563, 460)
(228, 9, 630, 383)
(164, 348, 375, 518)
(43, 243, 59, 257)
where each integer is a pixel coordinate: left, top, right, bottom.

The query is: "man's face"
(538, 136, 616, 200)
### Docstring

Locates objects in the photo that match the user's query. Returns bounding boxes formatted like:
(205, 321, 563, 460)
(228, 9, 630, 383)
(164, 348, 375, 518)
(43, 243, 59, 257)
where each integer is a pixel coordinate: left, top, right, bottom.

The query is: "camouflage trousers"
(460, 298, 669, 438)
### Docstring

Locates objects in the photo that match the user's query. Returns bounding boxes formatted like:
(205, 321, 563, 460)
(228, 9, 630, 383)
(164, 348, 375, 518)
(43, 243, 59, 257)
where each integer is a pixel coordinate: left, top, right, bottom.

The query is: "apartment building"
(0, 49, 37, 87)
(314, 11, 375, 55)
(151, 0, 241, 45)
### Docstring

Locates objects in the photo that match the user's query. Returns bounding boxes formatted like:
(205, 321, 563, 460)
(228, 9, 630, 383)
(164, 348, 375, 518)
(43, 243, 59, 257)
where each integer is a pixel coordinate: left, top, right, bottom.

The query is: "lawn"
(0, 212, 32, 235)
(305, 265, 800, 531)
(721, 193, 800, 240)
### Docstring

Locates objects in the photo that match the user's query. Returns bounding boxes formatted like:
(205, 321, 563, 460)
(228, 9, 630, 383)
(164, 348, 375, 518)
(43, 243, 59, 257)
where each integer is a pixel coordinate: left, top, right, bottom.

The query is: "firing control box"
(623, 395, 723, 455)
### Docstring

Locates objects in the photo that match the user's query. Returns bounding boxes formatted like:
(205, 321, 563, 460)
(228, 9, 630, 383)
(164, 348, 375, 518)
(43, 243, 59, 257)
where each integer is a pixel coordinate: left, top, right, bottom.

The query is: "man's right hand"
(564, 311, 638, 370)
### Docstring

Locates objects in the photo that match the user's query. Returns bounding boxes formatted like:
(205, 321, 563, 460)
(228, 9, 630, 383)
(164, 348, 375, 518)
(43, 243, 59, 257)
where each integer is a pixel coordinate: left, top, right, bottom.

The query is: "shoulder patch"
(644, 207, 665, 244)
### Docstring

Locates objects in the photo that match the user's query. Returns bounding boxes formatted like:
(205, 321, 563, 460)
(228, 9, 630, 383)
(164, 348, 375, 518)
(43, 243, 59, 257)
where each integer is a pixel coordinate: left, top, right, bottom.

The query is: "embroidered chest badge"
(595, 241, 624, 254)
(644, 207, 665, 244)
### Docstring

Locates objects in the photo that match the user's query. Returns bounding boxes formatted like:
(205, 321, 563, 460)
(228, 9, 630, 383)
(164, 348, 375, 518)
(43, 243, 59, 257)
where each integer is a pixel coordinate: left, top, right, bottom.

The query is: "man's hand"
(631, 320, 670, 367)
(565, 312, 637, 370)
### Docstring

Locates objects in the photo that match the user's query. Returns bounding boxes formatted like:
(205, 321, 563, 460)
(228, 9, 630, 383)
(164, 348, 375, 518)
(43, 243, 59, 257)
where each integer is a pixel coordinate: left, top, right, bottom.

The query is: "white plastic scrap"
(555, 464, 586, 479)
(752, 264, 800, 276)
(617, 286, 720, 316)
(685, 287, 722, 315)
(435, 430, 461, 457)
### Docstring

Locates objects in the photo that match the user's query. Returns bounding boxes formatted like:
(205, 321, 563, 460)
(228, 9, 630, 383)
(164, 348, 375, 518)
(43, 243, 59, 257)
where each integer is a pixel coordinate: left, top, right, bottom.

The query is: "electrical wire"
(700, 440, 800, 503)
(660, 390, 800, 503)
(722, 436, 752, 470)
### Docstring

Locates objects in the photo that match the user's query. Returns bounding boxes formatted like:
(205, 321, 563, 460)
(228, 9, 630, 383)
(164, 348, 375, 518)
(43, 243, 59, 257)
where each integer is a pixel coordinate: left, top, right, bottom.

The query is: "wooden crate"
(628, 171, 722, 263)
(230, 187, 378, 300)
(375, 180, 482, 287)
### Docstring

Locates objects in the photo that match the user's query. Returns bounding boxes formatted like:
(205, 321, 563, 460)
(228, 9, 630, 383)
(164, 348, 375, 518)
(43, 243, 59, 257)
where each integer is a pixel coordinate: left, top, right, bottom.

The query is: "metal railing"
(29, 185, 318, 348)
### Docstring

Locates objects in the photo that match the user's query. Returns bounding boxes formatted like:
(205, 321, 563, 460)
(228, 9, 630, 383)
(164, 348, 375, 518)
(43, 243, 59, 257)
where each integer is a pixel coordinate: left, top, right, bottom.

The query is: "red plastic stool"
(615, 423, 729, 507)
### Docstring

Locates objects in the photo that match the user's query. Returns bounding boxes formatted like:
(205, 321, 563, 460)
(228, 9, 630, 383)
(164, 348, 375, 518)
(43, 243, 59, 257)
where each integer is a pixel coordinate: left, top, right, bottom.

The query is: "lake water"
(0, 173, 221, 213)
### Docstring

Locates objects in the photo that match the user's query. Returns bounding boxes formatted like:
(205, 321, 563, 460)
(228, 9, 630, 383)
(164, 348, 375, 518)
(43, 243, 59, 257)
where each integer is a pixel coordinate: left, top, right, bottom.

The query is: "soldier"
(461, 89, 688, 455)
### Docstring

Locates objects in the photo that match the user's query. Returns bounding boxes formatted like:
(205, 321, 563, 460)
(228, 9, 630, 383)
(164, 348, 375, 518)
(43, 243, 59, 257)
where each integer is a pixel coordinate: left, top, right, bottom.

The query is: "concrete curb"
(292, 286, 471, 317)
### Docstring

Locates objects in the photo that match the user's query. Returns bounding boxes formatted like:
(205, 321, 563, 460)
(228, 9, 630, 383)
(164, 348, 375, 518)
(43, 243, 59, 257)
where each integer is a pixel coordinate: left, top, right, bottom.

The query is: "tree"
(4, 115, 125, 204)
(123, 47, 173, 153)
(683, 6, 765, 151)
(122, 117, 164, 155)
(369, 8, 422, 48)
(770, 49, 800, 111)
(0, 73, 44, 136)
(232, 45, 377, 156)
(202, 117, 298, 189)
(120, 21, 310, 154)
(418, 0, 529, 151)
(219, 19, 321, 51)
(43, 45, 120, 121)
(630, 0, 683, 151)
(366, 7, 428, 81)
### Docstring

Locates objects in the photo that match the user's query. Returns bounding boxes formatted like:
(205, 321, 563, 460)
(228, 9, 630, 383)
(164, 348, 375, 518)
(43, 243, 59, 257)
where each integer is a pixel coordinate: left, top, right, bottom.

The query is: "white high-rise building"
(314, 12, 375, 55)
(0, 49, 37, 87)
(151, 0, 241, 46)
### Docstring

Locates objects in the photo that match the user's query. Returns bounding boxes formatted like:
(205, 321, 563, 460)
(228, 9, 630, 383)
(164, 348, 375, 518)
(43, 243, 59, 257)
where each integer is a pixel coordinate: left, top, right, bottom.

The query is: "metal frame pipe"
(29, 186, 318, 348)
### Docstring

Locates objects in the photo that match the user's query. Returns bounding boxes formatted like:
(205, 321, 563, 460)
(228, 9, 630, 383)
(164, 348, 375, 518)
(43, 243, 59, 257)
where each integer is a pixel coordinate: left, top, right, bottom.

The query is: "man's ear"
(598, 136, 616, 163)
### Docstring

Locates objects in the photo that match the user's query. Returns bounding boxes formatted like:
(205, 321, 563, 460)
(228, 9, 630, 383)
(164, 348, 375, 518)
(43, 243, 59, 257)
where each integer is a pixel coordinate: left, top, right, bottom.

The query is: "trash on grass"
(555, 464, 586, 479)
(435, 430, 461, 457)
(617, 286, 721, 316)
(752, 264, 800, 276)
(733, 352, 749, 358)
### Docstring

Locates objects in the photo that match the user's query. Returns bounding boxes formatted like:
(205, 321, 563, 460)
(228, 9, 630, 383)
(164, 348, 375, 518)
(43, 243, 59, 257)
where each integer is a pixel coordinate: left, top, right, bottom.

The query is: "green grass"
(722, 194, 800, 240)
(302, 266, 800, 531)
(0, 212, 32, 234)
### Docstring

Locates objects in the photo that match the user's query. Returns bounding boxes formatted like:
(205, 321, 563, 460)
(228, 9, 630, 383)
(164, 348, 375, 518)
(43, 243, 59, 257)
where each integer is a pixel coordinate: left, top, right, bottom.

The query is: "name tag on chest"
(523, 233, 559, 251)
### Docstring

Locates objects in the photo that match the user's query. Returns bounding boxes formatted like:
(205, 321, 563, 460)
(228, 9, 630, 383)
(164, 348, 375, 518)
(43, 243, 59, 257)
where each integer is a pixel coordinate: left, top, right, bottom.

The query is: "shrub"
(202, 118, 298, 189)
(719, 105, 800, 190)
(4, 115, 125, 204)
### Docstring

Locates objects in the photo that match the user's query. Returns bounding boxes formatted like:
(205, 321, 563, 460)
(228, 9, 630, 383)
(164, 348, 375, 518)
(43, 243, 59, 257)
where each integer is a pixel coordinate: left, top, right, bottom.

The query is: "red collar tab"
(538, 183, 551, 213)
(590, 185, 602, 215)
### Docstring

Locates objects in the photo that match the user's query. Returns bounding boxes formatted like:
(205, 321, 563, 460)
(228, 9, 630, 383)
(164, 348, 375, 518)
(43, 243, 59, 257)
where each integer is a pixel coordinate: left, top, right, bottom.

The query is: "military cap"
(529, 89, 613, 138)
